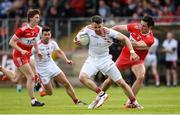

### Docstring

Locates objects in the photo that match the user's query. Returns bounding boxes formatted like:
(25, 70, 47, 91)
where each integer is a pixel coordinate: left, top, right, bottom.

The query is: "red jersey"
(12, 24, 40, 67)
(116, 23, 154, 70)
(13, 24, 40, 56)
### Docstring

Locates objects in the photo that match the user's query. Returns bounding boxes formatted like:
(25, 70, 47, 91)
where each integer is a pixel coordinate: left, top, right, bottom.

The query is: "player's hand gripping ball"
(77, 33, 89, 46)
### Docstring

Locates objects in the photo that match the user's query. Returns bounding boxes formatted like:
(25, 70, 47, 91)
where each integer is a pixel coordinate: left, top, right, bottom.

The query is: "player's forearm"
(135, 47, 150, 50)
(131, 41, 149, 49)
(33, 41, 40, 53)
(57, 50, 68, 62)
(9, 39, 23, 52)
(124, 37, 134, 52)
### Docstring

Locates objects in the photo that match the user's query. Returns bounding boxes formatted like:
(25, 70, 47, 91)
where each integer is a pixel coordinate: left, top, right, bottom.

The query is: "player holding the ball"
(73, 15, 141, 109)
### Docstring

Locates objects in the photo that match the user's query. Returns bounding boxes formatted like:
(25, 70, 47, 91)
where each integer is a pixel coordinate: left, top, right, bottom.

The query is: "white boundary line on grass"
(0, 113, 180, 115)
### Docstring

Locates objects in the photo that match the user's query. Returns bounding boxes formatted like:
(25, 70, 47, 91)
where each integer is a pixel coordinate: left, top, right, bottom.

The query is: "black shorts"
(165, 61, 177, 69)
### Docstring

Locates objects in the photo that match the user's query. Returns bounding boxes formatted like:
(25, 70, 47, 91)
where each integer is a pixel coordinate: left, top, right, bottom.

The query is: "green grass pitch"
(0, 86, 180, 114)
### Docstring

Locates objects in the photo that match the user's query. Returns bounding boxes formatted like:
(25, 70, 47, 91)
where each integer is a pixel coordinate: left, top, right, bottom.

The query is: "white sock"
(31, 98, 37, 104)
(17, 84, 22, 90)
(98, 91, 105, 97)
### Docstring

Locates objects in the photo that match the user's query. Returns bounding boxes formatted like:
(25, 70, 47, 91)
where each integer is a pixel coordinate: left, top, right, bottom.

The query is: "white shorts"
(37, 62, 62, 85)
(80, 55, 122, 82)
(144, 54, 157, 67)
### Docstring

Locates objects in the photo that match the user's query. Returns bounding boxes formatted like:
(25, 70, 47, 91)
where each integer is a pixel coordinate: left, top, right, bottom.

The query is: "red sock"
(130, 96, 136, 104)
(95, 87, 101, 94)
(73, 99, 78, 104)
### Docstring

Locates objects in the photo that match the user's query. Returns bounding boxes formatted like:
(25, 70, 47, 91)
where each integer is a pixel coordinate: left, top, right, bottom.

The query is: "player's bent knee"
(79, 73, 88, 83)
(137, 75, 145, 83)
(115, 79, 126, 87)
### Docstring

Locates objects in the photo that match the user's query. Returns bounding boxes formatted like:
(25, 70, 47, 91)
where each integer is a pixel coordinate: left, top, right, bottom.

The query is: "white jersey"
(77, 26, 119, 57)
(77, 26, 123, 82)
(32, 40, 62, 84)
(162, 38, 178, 61)
(32, 40, 60, 68)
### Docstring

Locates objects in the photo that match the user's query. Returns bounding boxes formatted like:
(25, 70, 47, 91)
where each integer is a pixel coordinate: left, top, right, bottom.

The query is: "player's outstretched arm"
(112, 25, 128, 31)
(131, 40, 150, 50)
(116, 33, 139, 61)
(56, 49, 73, 65)
(34, 39, 42, 59)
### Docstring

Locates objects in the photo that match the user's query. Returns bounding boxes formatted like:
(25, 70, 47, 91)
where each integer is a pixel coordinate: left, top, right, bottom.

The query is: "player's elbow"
(9, 39, 13, 46)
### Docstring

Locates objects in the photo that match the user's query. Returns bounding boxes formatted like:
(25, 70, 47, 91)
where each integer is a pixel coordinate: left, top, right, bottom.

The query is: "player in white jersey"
(74, 15, 140, 109)
(32, 26, 86, 105)
(144, 37, 160, 86)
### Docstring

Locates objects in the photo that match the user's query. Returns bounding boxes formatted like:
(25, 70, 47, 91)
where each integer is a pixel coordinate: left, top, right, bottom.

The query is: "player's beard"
(95, 30, 101, 35)
(43, 38, 49, 44)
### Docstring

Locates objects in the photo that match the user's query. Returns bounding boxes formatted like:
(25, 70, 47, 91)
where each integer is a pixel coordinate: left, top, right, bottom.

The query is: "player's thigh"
(29, 58, 36, 74)
(18, 63, 34, 78)
(131, 63, 146, 79)
(80, 61, 98, 78)
(105, 65, 122, 82)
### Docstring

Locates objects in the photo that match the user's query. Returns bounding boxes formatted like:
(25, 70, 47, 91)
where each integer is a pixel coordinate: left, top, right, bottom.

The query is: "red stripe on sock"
(95, 87, 101, 94)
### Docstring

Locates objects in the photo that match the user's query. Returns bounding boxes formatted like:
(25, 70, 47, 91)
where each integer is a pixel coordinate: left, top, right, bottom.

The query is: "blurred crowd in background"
(0, 0, 180, 22)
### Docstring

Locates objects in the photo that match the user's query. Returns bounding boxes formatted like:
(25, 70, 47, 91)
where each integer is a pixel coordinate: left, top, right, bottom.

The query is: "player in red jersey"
(101, 16, 155, 108)
(8, 9, 44, 106)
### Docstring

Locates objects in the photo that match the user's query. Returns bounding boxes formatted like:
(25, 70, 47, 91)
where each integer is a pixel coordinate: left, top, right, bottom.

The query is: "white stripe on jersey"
(19, 37, 36, 45)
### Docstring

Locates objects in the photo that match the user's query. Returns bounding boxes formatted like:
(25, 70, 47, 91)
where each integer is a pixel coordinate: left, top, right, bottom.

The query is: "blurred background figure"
(144, 37, 160, 87)
(162, 32, 178, 87)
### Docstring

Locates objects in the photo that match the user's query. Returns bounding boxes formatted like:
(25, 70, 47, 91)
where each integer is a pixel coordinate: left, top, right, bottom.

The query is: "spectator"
(46, 0, 61, 18)
(123, 0, 137, 17)
(84, 0, 96, 17)
(97, 0, 111, 21)
(111, 0, 123, 17)
(158, 6, 174, 22)
(69, 0, 86, 17)
(60, 2, 76, 17)
(162, 32, 178, 87)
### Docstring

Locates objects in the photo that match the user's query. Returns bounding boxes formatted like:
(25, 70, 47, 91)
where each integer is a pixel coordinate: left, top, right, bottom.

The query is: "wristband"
(130, 50, 135, 54)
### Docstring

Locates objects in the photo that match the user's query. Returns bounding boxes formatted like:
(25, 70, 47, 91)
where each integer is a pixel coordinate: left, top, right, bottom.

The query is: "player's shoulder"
(18, 24, 29, 31)
(51, 39, 56, 43)
(50, 39, 58, 45)
(148, 31, 154, 39)
(86, 25, 95, 32)
(36, 25, 42, 29)
(37, 40, 42, 45)
(128, 23, 141, 29)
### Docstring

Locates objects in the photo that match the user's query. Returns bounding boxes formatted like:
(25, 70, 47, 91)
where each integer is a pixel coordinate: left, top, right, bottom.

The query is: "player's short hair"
(142, 16, 154, 27)
(91, 15, 103, 24)
(42, 26, 51, 33)
(27, 9, 40, 22)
